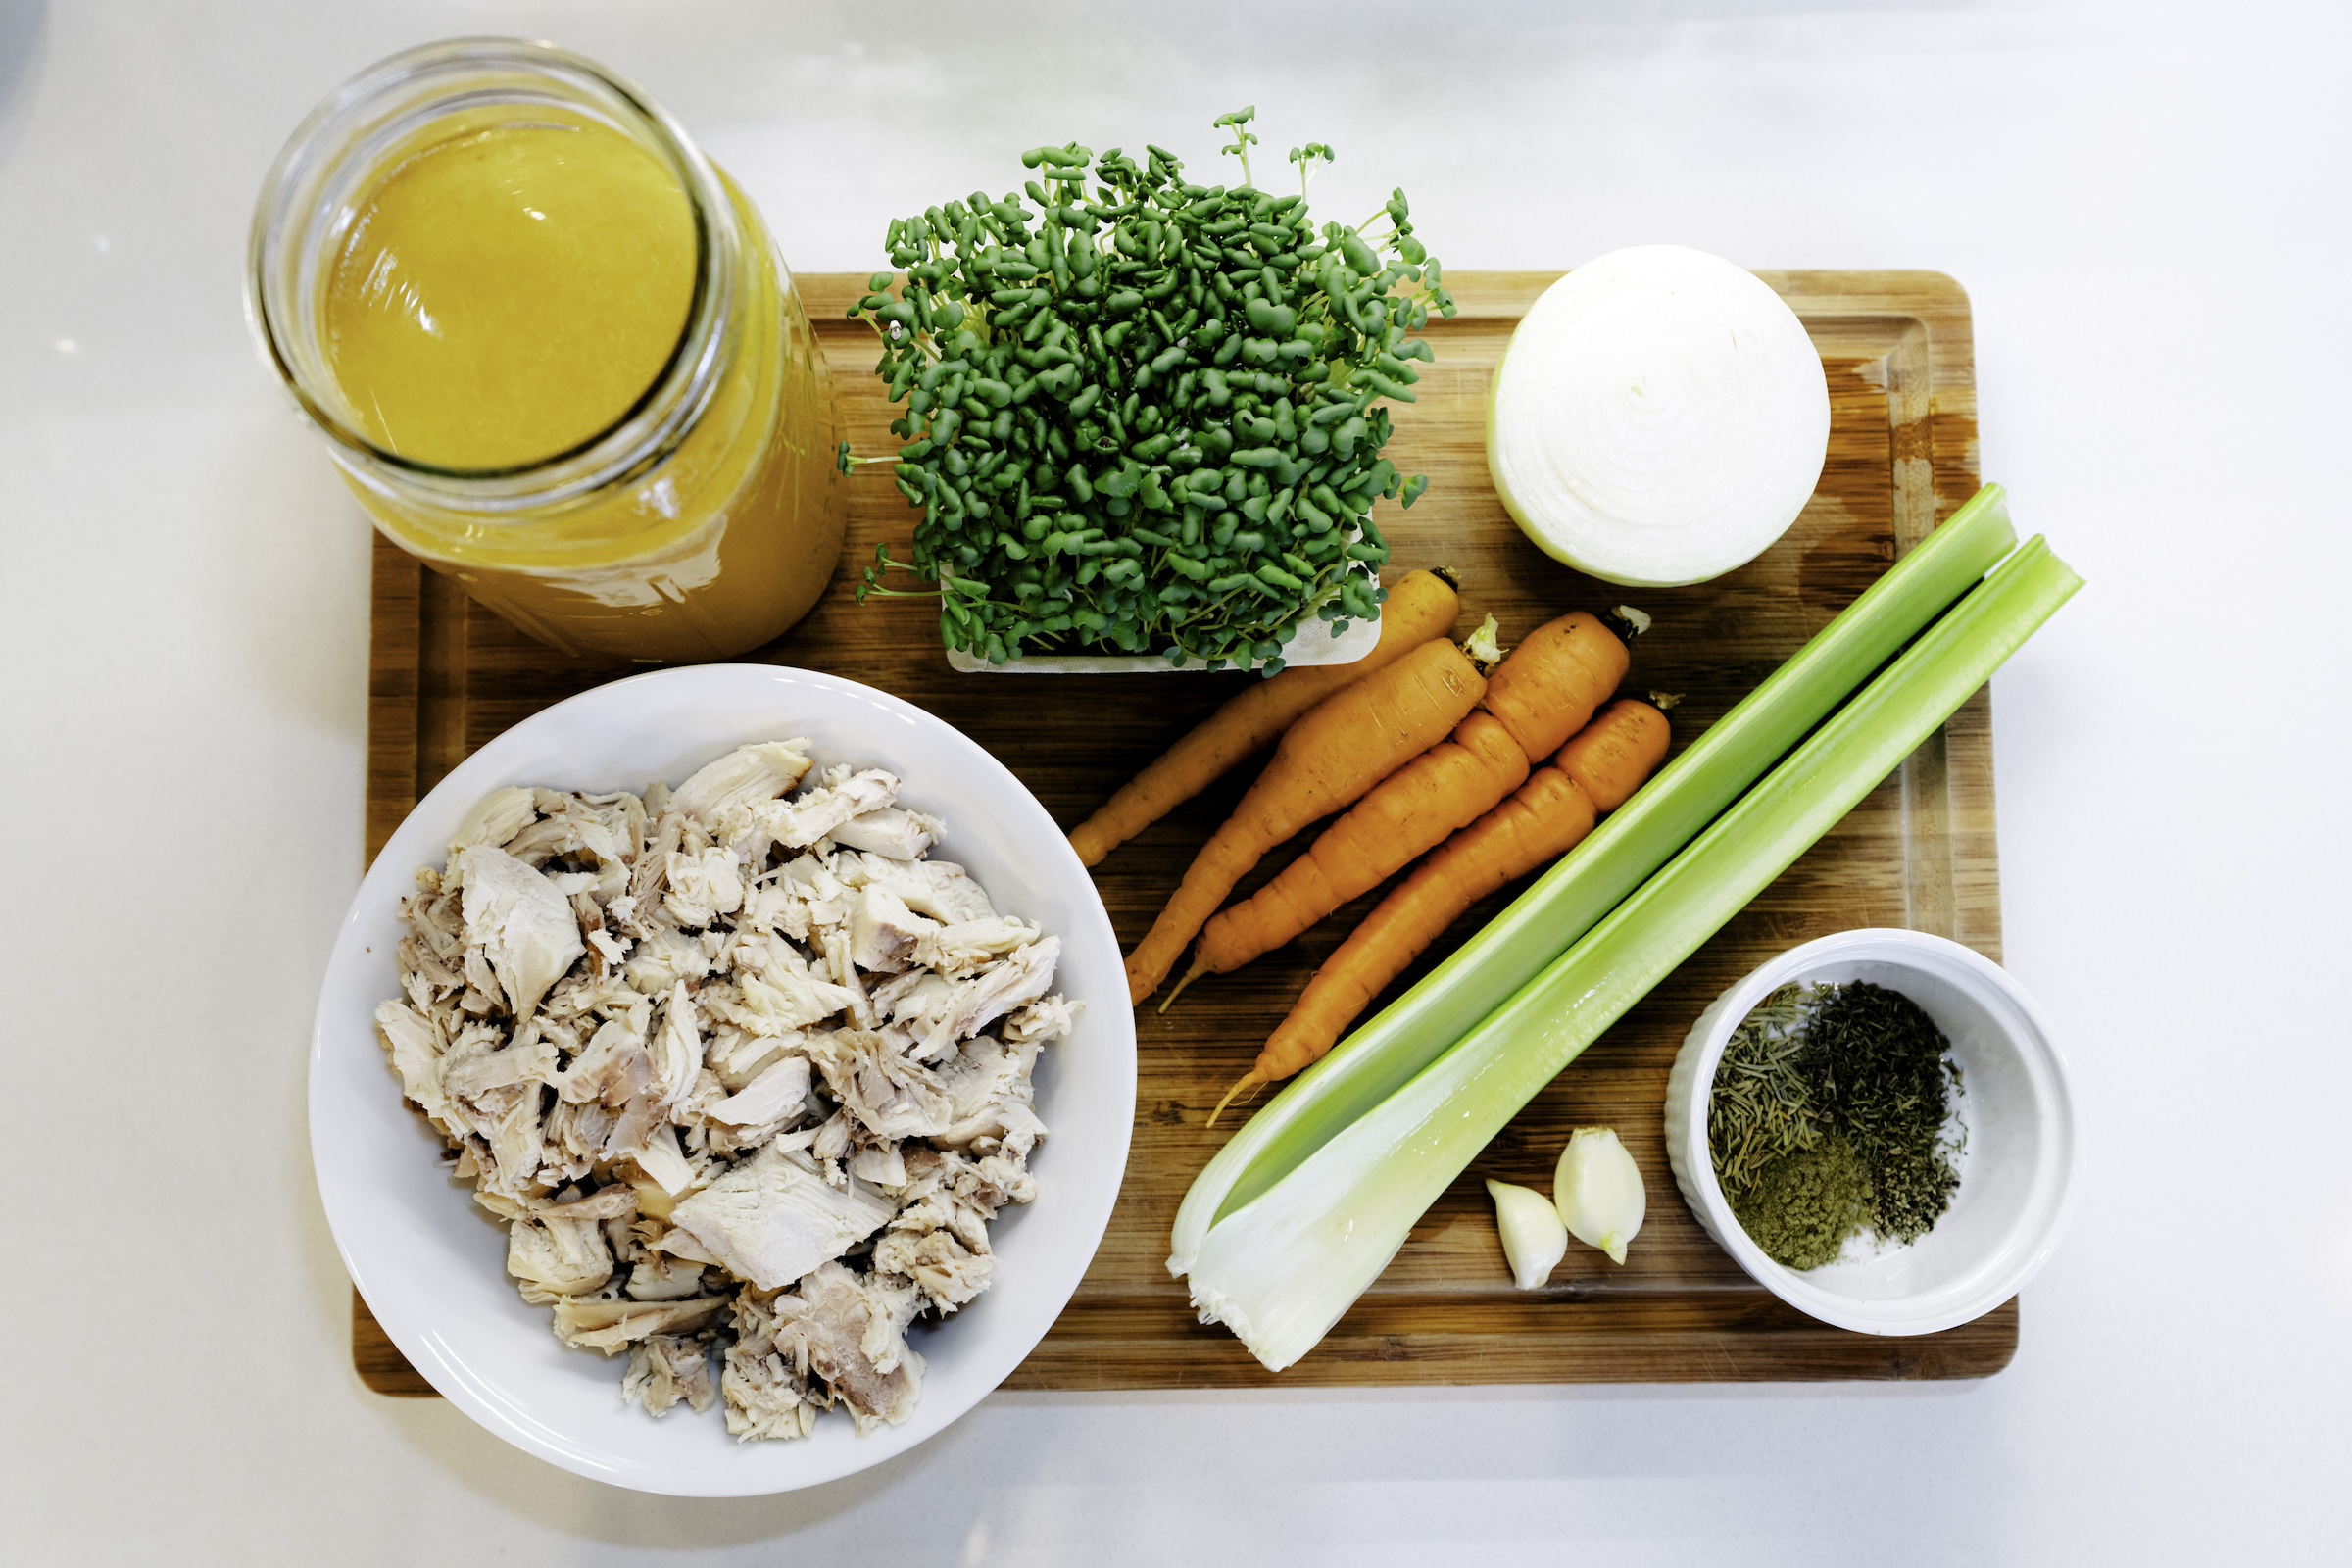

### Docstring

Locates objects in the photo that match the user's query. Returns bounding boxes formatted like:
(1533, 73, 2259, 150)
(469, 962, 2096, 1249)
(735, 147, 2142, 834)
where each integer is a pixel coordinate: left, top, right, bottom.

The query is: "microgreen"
(843, 112, 1455, 671)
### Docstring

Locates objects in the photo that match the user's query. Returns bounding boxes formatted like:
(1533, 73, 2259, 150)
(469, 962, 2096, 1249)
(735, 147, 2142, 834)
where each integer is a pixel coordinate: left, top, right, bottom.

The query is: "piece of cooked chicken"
(628, 1123, 698, 1198)
(623, 925, 711, 994)
(808, 1030, 954, 1142)
(448, 786, 538, 857)
(624, 1253, 707, 1302)
(934, 1034, 1048, 1154)
(454, 845, 585, 1018)
(872, 1227, 995, 1314)
(662, 846, 746, 929)
(374, 999, 450, 1128)
(721, 1293, 819, 1442)
(753, 767, 900, 853)
(670, 740, 815, 832)
(916, 916, 1042, 978)
(1002, 995, 1082, 1046)
(645, 984, 707, 1109)
(723, 962, 859, 1034)
(507, 1212, 614, 1298)
(918, 936, 1061, 1055)
(848, 884, 936, 975)
(666, 1144, 896, 1291)
(707, 1054, 810, 1127)
(552, 1295, 731, 1354)
(827, 805, 943, 860)
(774, 1261, 924, 1432)
(621, 1334, 717, 1417)
(848, 853, 999, 925)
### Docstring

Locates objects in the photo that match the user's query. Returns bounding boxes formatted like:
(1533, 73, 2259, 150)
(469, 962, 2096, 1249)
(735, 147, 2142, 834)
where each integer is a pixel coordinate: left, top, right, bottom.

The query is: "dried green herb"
(1706, 983, 1819, 1196)
(1729, 1137, 1871, 1271)
(1804, 981, 1965, 1243)
(1707, 979, 1964, 1268)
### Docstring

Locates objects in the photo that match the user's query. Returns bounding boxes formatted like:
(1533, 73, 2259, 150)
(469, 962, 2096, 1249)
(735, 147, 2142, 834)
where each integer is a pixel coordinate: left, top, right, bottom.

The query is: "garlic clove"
(1554, 1126, 1646, 1265)
(1485, 1178, 1569, 1290)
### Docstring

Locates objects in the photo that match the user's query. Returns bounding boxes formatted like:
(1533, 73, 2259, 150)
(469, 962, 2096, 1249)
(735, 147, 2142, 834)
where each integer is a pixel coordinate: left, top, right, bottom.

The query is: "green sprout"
(843, 112, 1454, 671)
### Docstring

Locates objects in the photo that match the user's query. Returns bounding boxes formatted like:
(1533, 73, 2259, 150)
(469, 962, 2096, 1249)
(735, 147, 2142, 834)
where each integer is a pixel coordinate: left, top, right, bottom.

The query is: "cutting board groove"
(351, 270, 2014, 1396)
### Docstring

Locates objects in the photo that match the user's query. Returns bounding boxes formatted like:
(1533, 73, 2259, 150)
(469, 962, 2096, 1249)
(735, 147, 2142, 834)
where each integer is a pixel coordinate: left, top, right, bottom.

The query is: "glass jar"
(248, 39, 844, 662)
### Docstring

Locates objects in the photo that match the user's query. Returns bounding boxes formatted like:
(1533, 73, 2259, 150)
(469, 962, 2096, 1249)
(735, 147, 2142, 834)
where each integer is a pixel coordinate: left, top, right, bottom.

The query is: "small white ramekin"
(1662, 928, 2079, 1336)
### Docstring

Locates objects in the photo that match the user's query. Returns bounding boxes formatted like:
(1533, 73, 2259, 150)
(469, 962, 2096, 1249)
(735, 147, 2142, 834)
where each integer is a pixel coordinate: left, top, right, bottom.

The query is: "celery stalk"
(1186, 536, 2082, 1370)
(1169, 485, 2020, 1273)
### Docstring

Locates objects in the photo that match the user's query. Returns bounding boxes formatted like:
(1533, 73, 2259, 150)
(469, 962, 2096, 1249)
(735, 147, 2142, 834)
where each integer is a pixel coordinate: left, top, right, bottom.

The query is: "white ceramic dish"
(1662, 929, 2077, 1336)
(309, 664, 1136, 1494)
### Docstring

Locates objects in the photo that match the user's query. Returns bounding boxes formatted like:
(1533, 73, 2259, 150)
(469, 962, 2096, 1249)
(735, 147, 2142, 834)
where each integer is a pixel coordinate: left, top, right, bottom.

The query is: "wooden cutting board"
(352, 269, 2013, 1396)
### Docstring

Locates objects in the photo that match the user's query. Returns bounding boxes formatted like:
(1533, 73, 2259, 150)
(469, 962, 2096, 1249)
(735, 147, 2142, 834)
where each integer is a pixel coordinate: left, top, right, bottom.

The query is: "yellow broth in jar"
(321, 115, 841, 661)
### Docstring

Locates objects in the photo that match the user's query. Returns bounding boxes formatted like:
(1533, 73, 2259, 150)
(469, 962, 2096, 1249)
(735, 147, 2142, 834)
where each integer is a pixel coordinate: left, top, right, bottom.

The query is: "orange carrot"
(1557, 698, 1672, 812)
(1067, 568, 1461, 867)
(1175, 609, 1633, 992)
(1475, 611, 1629, 761)
(1122, 637, 1486, 1004)
(1210, 700, 1670, 1119)
(1183, 710, 1530, 985)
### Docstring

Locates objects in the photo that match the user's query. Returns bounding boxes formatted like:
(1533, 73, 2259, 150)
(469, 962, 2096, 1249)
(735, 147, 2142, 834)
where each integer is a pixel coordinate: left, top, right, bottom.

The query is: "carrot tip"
(1157, 967, 1200, 1014)
(1206, 1073, 1264, 1128)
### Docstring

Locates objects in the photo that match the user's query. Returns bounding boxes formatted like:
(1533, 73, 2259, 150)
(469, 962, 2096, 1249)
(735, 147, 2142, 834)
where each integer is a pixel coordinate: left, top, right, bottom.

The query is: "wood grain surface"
(352, 269, 2015, 1397)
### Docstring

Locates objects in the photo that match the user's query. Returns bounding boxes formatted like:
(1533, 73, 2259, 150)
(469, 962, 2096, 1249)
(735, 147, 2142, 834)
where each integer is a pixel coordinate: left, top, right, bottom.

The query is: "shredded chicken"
(377, 741, 1076, 1441)
(621, 1333, 718, 1417)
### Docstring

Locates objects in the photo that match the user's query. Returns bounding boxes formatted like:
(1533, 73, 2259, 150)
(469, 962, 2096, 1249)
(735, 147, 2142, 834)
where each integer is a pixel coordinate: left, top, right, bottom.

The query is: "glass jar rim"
(245, 38, 736, 514)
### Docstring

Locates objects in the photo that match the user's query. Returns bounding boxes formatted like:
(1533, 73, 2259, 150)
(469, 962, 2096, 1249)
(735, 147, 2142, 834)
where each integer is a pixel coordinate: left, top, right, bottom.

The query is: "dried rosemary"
(1707, 979, 1964, 1269)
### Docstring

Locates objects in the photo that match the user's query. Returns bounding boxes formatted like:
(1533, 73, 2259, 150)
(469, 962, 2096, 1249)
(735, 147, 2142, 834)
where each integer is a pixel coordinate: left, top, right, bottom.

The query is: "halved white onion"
(1487, 245, 1830, 588)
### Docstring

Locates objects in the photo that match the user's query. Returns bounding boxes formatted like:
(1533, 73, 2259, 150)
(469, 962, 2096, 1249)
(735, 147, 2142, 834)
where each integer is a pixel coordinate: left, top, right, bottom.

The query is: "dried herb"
(1707, 979, 1964, 1268)
(1731, 1137, 1871, 1271)
(1804, 981, 1965, 1243)
(1707, 983, 1819, 1196)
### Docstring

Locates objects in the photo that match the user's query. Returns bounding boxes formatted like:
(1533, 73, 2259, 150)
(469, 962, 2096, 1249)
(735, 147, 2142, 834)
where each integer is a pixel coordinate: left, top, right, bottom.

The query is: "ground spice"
(1707, 979, 1964, 1269)
(1729, 1136, 1871, 1271)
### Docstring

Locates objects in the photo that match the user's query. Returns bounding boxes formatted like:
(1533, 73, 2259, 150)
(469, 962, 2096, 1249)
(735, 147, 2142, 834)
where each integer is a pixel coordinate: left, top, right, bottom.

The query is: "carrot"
(1557, 698, 1672, 811)
(1182, 710, 1531, 985)
(1475, 611, 1629, 761)
(1174, 609, 1632, 991)
(1122, 636, 1487, 1004)
(1210, 700, 1670, 1120)
(1067, 568, 1461, 867)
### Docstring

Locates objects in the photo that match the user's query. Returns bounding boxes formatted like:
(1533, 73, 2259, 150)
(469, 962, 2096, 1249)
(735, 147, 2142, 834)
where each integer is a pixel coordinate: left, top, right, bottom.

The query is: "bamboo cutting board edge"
(349, 268, 2015, 1397)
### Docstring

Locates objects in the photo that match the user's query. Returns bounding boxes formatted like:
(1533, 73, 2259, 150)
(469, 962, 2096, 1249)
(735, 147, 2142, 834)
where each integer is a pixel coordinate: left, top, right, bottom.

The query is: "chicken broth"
(254, 57, 846, 662)
(324, 120, 698, 471)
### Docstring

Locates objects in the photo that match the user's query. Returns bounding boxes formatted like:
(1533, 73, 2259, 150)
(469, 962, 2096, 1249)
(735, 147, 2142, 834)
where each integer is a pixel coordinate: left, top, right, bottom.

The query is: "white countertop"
(5, 0, 2346, 1559)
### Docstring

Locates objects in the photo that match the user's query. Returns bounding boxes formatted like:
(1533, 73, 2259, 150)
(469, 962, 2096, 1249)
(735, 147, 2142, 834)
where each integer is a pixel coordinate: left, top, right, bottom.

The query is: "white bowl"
(309, 665, 1136, 1494)
(1662, 929, 2077, 1336)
